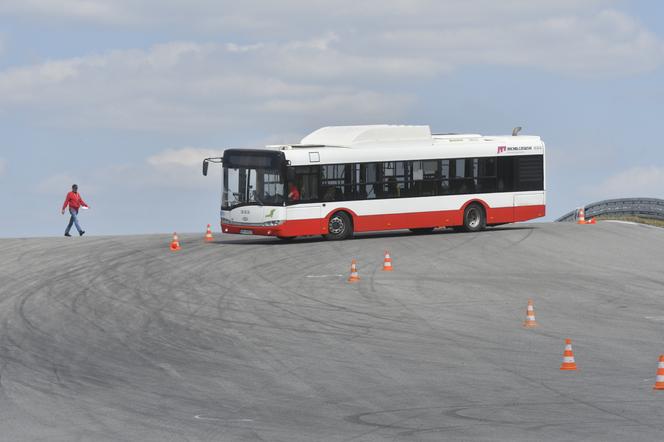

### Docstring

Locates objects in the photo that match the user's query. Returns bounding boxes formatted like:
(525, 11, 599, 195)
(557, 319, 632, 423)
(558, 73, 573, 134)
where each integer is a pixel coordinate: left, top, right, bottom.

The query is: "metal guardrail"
(556, 198, 664, 222)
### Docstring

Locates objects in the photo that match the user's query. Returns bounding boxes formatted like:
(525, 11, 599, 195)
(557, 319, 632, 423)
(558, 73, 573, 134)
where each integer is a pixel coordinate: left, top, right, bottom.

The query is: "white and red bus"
(203, 125, 545, 240)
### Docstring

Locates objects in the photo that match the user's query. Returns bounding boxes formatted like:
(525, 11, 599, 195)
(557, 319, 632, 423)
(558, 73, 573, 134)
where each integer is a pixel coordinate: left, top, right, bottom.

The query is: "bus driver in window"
(288, 182, 300, 202)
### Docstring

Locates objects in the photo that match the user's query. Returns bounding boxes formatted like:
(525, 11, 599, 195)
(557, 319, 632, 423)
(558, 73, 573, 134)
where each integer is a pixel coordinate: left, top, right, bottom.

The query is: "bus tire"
(324, 211, 353, 240)
(463, 203, 486, 232)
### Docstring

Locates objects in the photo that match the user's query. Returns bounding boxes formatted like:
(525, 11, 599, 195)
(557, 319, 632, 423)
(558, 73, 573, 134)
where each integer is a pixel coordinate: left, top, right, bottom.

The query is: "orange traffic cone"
(587, 218, 596, 225)
(523, 299, 538, 328)
(382, 251, 393, 271)
(560, 339, 577, 371)
(348, 259, 360, 283)
(577, 207, 586, 224)
(170, 233, 181, 251)
(653, 355, 664, 390)
(204, 224, 214, 242)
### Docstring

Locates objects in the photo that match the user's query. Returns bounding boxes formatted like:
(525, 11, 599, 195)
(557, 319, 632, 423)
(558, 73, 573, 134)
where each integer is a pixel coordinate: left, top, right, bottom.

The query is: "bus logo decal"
(497, 145, 506, 154)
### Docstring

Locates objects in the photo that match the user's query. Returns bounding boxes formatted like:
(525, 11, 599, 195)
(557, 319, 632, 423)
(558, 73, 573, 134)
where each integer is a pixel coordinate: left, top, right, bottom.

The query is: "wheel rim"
(329, 216, 345, 235)
(467, 207, 480, 228)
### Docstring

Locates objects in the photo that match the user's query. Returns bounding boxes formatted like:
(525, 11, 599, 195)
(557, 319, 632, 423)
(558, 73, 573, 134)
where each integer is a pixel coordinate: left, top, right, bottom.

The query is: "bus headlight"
(221, 216, 231, 224)
(263, 220, 283, 226)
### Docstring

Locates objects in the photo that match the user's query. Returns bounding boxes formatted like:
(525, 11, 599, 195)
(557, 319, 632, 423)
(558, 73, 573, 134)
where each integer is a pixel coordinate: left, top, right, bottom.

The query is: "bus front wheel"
(324, 212, 353, 240)
(463, 203, 486, 232)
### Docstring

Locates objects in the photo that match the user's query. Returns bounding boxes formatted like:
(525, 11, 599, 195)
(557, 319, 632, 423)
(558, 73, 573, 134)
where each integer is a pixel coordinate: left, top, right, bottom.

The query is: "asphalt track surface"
(1, 222, 664, 441)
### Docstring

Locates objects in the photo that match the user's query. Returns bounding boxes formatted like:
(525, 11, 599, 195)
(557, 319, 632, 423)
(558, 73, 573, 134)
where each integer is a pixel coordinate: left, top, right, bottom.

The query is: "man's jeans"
(65, 208, 83, 235)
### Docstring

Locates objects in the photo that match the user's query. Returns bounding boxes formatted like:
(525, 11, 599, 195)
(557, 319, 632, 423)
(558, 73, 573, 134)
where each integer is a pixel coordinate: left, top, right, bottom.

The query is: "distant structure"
(557, 198, 664, 222)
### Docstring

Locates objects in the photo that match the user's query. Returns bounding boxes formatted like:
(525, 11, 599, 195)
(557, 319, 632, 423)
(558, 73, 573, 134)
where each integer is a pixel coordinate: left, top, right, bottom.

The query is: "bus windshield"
(223, 166, 286, 209)
(221, 149, 287, 209)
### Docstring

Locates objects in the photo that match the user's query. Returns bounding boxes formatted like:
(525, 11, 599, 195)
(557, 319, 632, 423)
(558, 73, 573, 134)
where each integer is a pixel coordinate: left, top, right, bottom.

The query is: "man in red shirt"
(61, 184, 89, 236)
(288, 182, 300, 202)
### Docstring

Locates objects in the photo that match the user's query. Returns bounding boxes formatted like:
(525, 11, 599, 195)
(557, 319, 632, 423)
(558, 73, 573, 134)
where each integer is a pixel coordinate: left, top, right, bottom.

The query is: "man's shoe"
(79, 231, 85, 236)
(64, 233, 72, 237)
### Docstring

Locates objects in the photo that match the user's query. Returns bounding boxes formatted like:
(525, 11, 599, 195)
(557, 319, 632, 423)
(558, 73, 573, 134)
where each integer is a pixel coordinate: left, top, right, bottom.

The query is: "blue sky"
(1, 1, 663, 237)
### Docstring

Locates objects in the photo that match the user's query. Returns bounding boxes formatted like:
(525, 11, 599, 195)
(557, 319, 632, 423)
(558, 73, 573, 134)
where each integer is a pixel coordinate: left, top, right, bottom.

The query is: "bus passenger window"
(478, 158, 497, 193)
(362, 163, 379, 199)
(451, 158, 472, 194)
(384, 176, 400, 198)
(293, 166, 320, 201)
(497, 157, 515, 192)
(321, 186, 335, 201)
(321, 164, 347, 200)
(440, 179, 450, 195)
(515, 156, 544, 191)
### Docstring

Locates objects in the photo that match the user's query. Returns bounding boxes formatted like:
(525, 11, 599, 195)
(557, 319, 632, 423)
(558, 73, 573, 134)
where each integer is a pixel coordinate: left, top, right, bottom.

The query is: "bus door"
(286, 165, 323, 235)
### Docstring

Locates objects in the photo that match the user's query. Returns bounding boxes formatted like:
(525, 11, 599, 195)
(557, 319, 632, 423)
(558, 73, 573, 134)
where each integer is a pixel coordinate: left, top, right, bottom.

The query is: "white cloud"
(99, 149, 221, 190)
(145, 147, 224, 188)
(0, 1, 609, 29)
(2, 1, 658, 73)
(35, 148, 224, 196)
(148, 147, 220, 168)
(0, 2, 663, 133)
(587, 166, 664, 200)
(0, 39, 414, 132)
(0, 0, 125, 23)
(35, 173, 80, 195)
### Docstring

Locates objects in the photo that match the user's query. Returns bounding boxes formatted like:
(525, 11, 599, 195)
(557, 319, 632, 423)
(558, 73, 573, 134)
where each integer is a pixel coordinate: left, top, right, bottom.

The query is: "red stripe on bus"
(221, 204, 545, 237)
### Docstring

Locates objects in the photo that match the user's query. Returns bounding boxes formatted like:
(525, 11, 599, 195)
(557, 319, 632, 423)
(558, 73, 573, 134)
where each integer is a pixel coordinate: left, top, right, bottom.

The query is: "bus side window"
(497, 157, 515, 192)
(293, 166, 320, 201)
(321, 164, 348, 200)
(450, 159, 466, 194)
(362, 163, 379, 199)
(412, 160, 438, 196)
(382, 161, 413, 198)
(465, 159, 476, 193)
(440, 159, 450, 195)
(478, 158, 497, 193)
(351, 164, 363, 199)
(321, 186, 335, 201)
(515, 155, 544, 191)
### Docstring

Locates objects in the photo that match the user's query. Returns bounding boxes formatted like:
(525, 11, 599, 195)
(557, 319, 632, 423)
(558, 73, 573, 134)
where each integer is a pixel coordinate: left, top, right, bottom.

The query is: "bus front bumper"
(221, 223, 282, 236)
(221, 219, 326, 237)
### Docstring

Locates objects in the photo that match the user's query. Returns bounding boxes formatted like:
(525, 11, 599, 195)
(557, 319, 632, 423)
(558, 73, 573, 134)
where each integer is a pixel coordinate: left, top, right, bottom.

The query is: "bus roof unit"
(300, 125, 434, 148)
(270, 124, 544, 166)
(291, 125, 540, 150)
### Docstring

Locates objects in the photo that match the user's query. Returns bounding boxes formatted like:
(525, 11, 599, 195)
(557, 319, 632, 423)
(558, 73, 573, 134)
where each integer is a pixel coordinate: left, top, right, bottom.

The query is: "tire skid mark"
(2, 226, 664, 440)
(346, 397, 663, 438)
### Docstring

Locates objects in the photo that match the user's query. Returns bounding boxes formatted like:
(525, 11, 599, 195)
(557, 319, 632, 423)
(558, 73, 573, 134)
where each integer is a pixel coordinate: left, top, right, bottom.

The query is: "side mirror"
(203, 160, 209, 176)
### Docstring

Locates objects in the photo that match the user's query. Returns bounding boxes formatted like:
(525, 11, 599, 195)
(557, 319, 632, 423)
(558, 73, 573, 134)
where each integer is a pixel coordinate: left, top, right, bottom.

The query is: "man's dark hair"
(72, 184, 78, 190)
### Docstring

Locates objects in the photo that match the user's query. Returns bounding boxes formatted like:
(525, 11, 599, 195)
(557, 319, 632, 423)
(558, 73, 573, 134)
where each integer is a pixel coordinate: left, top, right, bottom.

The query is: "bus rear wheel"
(323, 211, 353, 240)
(463, 203, 486, 232)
